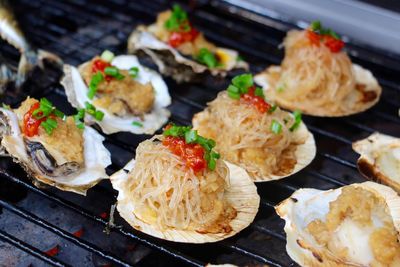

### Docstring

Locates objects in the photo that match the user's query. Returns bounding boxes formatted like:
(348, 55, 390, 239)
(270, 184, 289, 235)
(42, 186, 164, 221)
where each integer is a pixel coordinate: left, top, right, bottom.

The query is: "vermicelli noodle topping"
(127, 126, 236, 233)
(194, 74, 307, 180)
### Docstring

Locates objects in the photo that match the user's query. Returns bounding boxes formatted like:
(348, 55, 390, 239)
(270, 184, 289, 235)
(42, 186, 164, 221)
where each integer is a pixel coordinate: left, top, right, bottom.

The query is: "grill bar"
(0, 229, 69, 267)
(0, 199, 133, 267)
(0, 0, 398, 265)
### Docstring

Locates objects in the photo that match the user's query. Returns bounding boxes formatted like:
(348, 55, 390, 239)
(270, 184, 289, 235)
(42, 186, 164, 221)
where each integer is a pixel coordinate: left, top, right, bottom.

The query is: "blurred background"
(228, 0, 400, 54)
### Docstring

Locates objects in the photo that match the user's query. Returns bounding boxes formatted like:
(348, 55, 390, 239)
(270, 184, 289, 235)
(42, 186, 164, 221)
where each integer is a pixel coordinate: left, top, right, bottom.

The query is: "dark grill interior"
(0, 0, 399, 266)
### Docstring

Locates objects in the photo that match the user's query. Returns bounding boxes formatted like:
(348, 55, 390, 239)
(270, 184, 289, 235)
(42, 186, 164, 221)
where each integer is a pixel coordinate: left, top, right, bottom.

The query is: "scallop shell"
(0, 108, 111, 195)
(128, 27, 248, 83)
(275, 182, 400, 266)
(61, 55, 171, 135)
(353, 132, 400, 193)
(192, 109, 316, 182)
(110, 160, 260, 243)
(254, 64, 382, 117)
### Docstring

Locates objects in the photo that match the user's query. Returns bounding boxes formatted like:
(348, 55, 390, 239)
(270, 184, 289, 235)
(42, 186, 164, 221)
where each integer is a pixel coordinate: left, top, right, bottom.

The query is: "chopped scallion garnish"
(270, 119, 282, 134)
(33, 97, 54, 119)
(88, 72, 104, 99)
(41, 118, 58, 135)
(100, 50, 115, 62)
(195, 48, 219, 68)
(2, 103, 10, 110)
(289, 111, 302, 132)
(104, 67, 125, 80)
(254, 87, 265, 98)
(129, 67, 139, 78)
(164, 4, 189, 32)
(132, 121, 143, 127)
(268, 104, 277, 114)
(232, 73, 253, 94)
(94, 110, 104, 121)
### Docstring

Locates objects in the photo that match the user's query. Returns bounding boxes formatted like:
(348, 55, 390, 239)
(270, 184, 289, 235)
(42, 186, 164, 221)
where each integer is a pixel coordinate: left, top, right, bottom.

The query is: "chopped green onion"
(195, 48, 219, 68)
(310, 20, 321, 31)
(129, 67, 139, 78)
(132, 121, 143, 127)
(227, 85, 240, 94)
(53, 109, 66, 120)
(184, 129, 198, 144)
(2, 103, 10, 110)
(254, 87, 265, 98)
(41, 118, 58, 135)
(104, 67, 125, 80)
(94, 110, 104, 121)
(232, 73, 253, 94)
(100, 50, 115, 62)
(270, 119, 282, 134)
(228, 91, 240, 100)
(33, 98, 53, 119)
(164, 4, 189, 32)
(76, 122, 85, 129)
(289, 111, 302, 132)
(268, 104, 277, 114)
(88, 72, 104, 99)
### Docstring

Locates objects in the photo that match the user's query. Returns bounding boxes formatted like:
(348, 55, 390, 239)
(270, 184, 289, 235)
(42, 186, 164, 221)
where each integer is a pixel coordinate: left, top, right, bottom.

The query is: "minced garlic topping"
(307, 186, 400, 266)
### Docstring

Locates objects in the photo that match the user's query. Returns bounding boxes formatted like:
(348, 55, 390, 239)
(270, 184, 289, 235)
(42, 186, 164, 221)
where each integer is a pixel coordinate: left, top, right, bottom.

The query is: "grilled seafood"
(128, 4, 248, 82)
(0, 97, 111, 195)
(62, 52, 170, 135)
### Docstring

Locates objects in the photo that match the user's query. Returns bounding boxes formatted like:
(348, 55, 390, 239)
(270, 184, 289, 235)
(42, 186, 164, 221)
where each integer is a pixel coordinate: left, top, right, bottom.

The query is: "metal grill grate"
(0, 0, 399, 266)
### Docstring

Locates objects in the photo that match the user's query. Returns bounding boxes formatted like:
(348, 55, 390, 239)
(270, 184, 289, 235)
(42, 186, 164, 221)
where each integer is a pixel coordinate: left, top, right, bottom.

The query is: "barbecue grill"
(1, 0, 399, 266)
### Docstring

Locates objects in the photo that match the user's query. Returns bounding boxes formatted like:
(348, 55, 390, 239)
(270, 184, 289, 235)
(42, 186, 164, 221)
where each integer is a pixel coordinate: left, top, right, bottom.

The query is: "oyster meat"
(62, 54, 171, 135)
(0, 98, 111, 195)
(276, 182, 400, 266)
(128, 6, 248, 83)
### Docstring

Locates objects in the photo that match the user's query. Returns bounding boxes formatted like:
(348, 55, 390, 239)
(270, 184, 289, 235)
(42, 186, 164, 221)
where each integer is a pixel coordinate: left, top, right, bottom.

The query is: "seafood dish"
(276, 182, 400, 266)
(0, 0, 62, 96)
(254, 21, 381, 116)
(128, 4, 248, 82)
(110, 124, 259, 243)
(62, 51, 171, 135)
(0, 97, 111, 195)
(193, 73, 315, 182)
(353, 133, 400, 193)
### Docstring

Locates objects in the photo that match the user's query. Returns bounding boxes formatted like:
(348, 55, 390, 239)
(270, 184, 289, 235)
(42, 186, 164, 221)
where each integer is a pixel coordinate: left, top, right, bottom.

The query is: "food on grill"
(276, 182, 400, 266)
(128, 4, 248, 82)
(110, 125, 259, 243)
(255, 21, 381, 117)
(0, 0, 63, 95)
(0, 97, 111, 195)
(353, 133, 400, 193)
(62, 51, 171, 134)
(192, 74, 315, 182)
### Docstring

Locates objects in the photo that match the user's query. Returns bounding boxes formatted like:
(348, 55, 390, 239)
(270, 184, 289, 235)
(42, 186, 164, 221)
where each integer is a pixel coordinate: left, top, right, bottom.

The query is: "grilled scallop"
(128, 5, 248, 82)
(0, 98, 111, 195)
(255, 21, 381, 117)
(276, 182, 400, 266)
(353, 133, 400, 193)
(110, 125, 260, 243)
(62, 52, 171, 135)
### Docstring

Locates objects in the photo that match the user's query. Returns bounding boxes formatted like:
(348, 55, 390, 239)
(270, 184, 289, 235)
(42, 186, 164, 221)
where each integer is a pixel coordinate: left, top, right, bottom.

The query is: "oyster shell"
(110, 158, 259, 243)
(62, 55, 171, 135)
(353, 133, 400, 193)
(128, 27, 248, 83)
(276, 182, 400, 266)
(0, 103, 111, 195)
